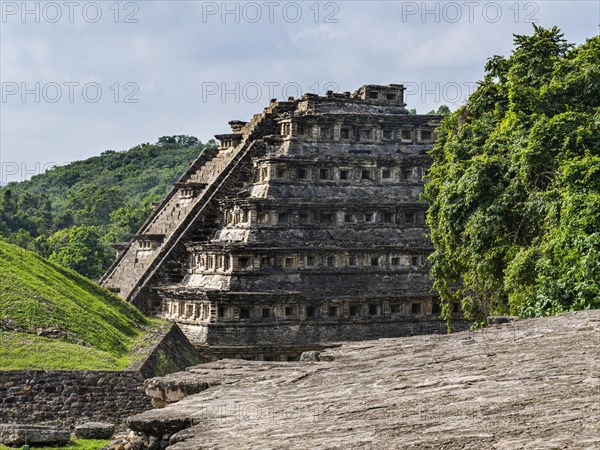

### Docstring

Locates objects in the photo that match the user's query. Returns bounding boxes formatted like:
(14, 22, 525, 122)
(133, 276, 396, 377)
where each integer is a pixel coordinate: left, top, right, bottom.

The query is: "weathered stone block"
(144, 376, 210, 406)
(75, 422, 116, 440)
(0, 424, 71, 446)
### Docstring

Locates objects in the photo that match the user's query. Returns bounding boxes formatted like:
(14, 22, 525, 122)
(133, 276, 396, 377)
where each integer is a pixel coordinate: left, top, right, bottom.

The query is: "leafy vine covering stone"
(424, 26, 600, 323)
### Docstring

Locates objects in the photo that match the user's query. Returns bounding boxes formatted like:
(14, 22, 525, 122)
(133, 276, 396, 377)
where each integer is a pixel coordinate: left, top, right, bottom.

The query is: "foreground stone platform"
(123, 311, 600, 449)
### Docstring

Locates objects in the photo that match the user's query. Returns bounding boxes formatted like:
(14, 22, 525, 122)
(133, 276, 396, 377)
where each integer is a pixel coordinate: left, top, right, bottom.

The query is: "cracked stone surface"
(126, 311, 600, 449)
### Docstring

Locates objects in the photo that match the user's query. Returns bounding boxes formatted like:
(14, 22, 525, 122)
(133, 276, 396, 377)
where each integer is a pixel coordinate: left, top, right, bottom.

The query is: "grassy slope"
(0, 439, 110, 450)
(0, 240, 154, 370)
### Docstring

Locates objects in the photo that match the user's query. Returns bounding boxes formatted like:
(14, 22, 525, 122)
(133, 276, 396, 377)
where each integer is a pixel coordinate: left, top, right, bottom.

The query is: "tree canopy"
(427, 105, 451, 116)
(424, 27, 600, 325)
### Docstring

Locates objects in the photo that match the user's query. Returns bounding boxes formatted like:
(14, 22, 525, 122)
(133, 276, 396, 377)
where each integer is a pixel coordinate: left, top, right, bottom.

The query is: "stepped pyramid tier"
(101, 84, 469, 361)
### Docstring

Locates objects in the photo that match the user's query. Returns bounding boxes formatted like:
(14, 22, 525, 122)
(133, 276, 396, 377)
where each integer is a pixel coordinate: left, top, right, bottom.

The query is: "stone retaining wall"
(181, 318, 472, 347)
(0, 370, 151, 427)
(0, 323, 201, 428)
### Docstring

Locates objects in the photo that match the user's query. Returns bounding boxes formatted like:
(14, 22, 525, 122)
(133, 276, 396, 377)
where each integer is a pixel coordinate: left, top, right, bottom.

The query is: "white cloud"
(0, 0, 597, 174)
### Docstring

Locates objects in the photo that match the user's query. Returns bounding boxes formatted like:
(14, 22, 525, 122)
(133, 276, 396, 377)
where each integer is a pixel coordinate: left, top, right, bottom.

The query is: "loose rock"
(75, 421, 115, 440)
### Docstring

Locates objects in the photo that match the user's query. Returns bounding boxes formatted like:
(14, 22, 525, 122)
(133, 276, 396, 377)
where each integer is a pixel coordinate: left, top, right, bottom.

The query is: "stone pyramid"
(101, 84, 467, 360)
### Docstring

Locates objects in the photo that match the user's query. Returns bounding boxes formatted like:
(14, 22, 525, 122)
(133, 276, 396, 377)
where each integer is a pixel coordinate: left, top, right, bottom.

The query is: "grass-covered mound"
(0, 240, 155, 370)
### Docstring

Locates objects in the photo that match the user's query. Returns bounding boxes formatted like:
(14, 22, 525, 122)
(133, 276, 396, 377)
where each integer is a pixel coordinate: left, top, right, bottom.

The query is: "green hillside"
(0, 135, 216, 279)
(0, 240, 157, 370)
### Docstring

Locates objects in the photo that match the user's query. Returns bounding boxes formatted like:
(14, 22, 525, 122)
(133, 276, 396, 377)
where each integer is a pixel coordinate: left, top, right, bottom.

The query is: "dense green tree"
(5, 229, 35, 251)
(48, 226, 111, 280)
(426, 106, 451, 115)
(424, 27, 599, 325)
(65, 185, 125, 226)
(105, 202, 154, 244)
(436, 105, 451, 116)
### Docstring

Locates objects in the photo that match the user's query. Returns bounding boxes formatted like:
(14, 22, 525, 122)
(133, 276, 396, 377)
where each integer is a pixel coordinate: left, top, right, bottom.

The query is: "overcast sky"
(1, 0, 598, 182)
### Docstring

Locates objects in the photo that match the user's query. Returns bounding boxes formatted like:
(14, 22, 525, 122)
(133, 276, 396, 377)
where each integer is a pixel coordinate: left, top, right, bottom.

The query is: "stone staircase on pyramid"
(100, 104, 285, 304)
